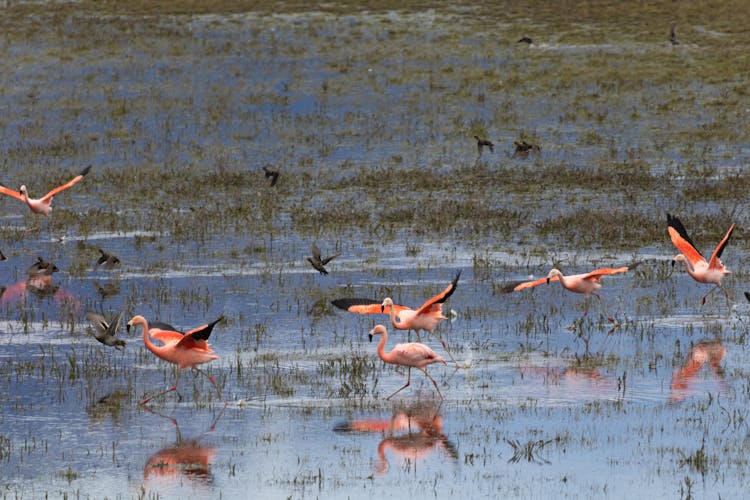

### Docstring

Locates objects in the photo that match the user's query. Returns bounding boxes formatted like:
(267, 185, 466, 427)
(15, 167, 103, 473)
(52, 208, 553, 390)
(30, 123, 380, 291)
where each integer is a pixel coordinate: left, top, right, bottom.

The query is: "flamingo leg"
(701, 286, 720, 305)
(428, 331, 460, 367)
(421, 368, 444, 400)
(386, 367, 412, 400)
(140, 369, 182, 405)
(194, 367, 223, 401)
(594, 293, 616, 323)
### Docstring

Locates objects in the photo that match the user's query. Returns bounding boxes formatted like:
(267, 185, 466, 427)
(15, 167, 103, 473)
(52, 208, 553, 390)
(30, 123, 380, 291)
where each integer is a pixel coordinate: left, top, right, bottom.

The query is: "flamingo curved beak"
(546, 277, 551, 285)
(368, 334, 374, 343)
(126, 324, 131, 333)
(380, 305, 385, 313)
(671, 260, 676, 267)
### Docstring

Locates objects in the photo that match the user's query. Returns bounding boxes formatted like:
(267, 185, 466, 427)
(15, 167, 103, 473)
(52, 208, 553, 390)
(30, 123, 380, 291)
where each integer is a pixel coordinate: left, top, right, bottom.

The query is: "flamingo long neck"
(679, 258, 696, 276)
(140, 317, 165, 358)
(387, 304, 401, 329)
(376, 330, 394, 364)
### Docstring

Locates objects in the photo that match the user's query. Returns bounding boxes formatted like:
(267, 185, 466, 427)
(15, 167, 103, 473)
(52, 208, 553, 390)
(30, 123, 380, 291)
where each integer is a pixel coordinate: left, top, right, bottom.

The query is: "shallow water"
(1, 2, 750, 499)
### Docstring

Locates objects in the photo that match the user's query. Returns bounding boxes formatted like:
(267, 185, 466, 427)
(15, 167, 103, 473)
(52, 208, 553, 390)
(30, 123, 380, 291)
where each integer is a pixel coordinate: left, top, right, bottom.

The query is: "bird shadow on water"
(333, 399, 457, 476)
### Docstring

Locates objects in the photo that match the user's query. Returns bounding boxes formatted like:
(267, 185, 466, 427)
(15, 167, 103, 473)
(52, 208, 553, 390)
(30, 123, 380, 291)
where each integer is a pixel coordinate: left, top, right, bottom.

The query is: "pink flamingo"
(368, 324, 447, 400)
(668, 213, 734, 307)
(0, 165, 91, 215)
(505, 265, 634, 323)
(332, 272, 460, 364)
(126, 315, 224, 405)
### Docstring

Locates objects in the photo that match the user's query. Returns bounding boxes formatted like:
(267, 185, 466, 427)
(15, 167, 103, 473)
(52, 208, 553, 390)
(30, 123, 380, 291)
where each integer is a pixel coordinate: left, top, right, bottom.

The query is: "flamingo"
(331, 271, 461, 364)
(504, 265, 634, 324)
(474, 136, 494, 157)
(307, 243, 341, 275)
(0, 165, 91, 215)
(667, 213, 734, 307)
(368, 324, 447, 400)
(86, 306, 127, 349)
(127, 315, 225, 405)
(94, 248, 121, 271)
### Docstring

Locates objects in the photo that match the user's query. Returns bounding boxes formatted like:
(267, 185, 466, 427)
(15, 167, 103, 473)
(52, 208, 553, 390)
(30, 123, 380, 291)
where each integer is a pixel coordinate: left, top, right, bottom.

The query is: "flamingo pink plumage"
(332, 272, 461, 364)
(127, 315, 224, 405)
(505, 265, 634, 323)
(368, 324, 447, 400)
(667, 213, 734, 307)
(0, 165, 91, 215)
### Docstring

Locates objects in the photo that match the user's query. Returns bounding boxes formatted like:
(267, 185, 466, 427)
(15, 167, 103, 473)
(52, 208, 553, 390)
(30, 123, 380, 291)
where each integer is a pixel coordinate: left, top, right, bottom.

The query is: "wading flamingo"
(504, 265, 635, 324)
(667, 213, 734, 308)
(332, 272, 461, 364)
(86, 306, 127, 349)
(368, 324, 447, 400)
(127, 315, 224, 405)
(0, 165, 91, 215)
(307, 243, 341, 275)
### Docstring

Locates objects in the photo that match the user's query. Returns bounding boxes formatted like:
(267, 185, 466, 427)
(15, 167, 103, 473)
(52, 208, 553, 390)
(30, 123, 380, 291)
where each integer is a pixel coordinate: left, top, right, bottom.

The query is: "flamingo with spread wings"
(0, 165, 91, 215)
(127, 315, 224, 405)
(667, 213, 734, 308)
(504, 265, 634, 324)
(332, 272, 460, 364)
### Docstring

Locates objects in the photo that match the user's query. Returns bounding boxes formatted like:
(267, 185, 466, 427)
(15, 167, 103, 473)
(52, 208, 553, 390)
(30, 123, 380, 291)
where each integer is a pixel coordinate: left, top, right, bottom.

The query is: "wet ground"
(1, 1, 750, 498)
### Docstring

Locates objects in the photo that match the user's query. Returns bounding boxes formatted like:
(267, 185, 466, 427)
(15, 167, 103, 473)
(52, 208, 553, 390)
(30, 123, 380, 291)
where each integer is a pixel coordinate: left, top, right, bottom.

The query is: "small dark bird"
(262, 166, 280, 187)
(93, 280, 121, 299)
(474, 136, 494, 157)
(669, 22, 679, 45)
(94, 248, 121, 271)
(307, 243, 341, 275)
(0, 251, 6, 261)
(26, 256, 59, 277)
(512, 140, 542, 159)
(517, 36, 533, 44)
(86, 306, 127, 349)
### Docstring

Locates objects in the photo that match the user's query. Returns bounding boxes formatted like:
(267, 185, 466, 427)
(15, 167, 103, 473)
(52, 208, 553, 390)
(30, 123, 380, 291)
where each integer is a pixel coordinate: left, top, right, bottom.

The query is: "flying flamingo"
(0, 165, 91, 215)
(127, 315, 225, 405)
(667, 213, 734, 308)
(368, 324, 447, 400)
(332, 272, 460, 364)
(504, 265, 635, 324)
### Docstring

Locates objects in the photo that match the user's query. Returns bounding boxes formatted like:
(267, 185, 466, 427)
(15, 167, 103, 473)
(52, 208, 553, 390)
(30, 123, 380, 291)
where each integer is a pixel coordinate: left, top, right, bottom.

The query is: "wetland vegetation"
(0, 0, 749, 498)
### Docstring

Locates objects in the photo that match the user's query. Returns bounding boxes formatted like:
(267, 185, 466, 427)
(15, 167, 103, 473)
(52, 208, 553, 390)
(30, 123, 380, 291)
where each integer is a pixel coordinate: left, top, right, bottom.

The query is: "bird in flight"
(504, 265, 635, 324)
(94, 248, 121, 271)
(0, 165, 91, 215)
(262, 166, 279, 187)
(332, 272, 461, 364)
(87, 306, 127, 349)
(667, 213, 734, 308)
(307, 243, 341, 275)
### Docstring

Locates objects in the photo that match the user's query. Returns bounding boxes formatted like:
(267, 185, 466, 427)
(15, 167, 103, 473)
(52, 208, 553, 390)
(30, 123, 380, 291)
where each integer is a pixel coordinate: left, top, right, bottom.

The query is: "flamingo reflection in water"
(143, 406, 225, 486)
(0, 258, 80, 312)
(519, 362, 619, 401)
(669, 340, 726, 403)
(334, 399, 457, 475)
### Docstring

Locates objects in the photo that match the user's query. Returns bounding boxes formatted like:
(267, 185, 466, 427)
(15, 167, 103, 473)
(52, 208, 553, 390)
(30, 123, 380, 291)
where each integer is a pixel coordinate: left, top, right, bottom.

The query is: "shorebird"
(332, 272, 461, 364)
(504, 265, 635, 323)
(0, 165, 91, 216)
(94, 248, 121, 271)
(368, 324, 447, 400)
(127, 315, 225, 405)
(262, 166, 279, 187)
(668, 213, 734, 308)
(474, 136, 494, 157)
